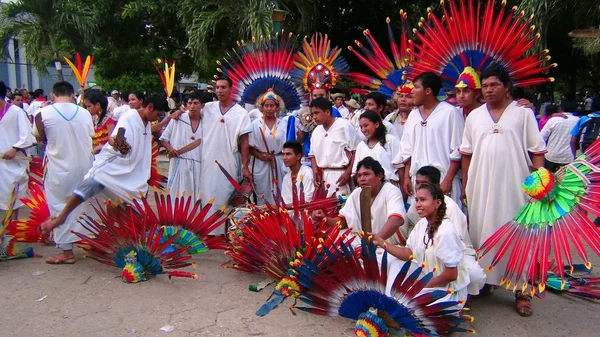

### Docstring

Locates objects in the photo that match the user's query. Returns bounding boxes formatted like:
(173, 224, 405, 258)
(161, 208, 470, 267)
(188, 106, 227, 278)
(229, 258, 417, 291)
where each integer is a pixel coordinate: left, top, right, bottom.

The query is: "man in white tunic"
(308, 98, 359, 196)
(384, 83, 415, 139)
(332, 93, 349, 119)
(399, 72, 464, 205)
(315, 157, 406, 293)
(199, 76, 251, 234)
(160, 91, 206, 199)
(39, 95, 169, 248)
(281, 141, 314, 204)
(34, 82, 94, 264)
(460, 67, 546, 316)
(0, 82, 35, 219)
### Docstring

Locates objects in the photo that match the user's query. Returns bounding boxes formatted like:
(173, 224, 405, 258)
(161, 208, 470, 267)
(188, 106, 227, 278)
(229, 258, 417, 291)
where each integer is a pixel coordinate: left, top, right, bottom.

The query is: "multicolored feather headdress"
(290, 33, 349, 93)
(216, 33, 307, 111)
(408, 0, 556, 90)
(345, 10, 414, 99)
(477, 138, 600, 296)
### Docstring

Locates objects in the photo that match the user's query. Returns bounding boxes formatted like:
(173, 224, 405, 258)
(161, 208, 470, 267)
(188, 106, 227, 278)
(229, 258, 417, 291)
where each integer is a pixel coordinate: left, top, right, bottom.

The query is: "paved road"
(1, 242, 598, 337)
(1, 156, 598, 336)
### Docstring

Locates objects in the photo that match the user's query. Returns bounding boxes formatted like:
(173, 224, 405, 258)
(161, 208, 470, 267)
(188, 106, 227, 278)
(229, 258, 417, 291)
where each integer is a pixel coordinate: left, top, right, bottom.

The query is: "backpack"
(580, 114, 600, 152)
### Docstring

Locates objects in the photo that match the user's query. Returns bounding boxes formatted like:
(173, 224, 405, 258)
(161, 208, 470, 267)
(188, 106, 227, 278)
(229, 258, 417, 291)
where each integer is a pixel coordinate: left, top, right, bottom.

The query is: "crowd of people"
(2, 1, 600, 330)
(3, 64, 598, 318)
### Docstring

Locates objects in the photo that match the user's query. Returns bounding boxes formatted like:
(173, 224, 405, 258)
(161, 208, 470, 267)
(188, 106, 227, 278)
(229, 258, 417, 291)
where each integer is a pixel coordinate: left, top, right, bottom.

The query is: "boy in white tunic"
(160, 91, 207, 199)
(34, 81, 94, 264)
(308, 98, 359, 196)
(199, 77, 251, 234)
(0, 82, 35, 219)
(460, 67, 546, 316)
(281, 141, 314, 204)
(399, 72, 464, 206)
(39, 95, 168, 254)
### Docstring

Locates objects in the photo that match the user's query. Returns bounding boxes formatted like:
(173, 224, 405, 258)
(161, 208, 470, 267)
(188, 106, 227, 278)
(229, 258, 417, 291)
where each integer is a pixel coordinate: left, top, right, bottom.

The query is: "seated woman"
(373, 183, 469, 307)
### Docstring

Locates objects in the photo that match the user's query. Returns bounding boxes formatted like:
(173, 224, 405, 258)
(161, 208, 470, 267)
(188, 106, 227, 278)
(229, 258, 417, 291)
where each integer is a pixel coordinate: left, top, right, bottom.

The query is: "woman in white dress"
(246, 89, 289, 205)
(352, 110, 403, 186)
(373, 183, 469, 307)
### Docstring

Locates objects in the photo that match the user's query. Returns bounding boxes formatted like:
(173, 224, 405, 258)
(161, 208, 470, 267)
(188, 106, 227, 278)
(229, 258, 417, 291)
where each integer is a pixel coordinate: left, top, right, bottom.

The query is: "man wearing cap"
(111, 90, 121, 105)
(345, 98, 361, 126)
(332, 93, 349, 118)
(385, 82, 415, 139)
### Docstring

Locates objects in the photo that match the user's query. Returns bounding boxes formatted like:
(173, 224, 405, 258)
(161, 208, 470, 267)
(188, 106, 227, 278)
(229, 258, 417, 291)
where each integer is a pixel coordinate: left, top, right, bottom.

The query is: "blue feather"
(256, 292, 287, 316)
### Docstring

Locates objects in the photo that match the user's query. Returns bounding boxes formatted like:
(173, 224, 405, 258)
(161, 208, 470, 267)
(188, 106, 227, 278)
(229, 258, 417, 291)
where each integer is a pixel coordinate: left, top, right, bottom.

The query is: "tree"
(0, 0, 97, 81)
(178, 0, 319, 76)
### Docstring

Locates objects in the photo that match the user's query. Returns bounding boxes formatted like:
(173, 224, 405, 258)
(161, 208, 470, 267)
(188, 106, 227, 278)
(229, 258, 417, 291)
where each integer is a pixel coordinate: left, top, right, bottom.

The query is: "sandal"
(46, 254, 76, 265)
(515, 291, 533, 317)
(478, 284, 497, 296)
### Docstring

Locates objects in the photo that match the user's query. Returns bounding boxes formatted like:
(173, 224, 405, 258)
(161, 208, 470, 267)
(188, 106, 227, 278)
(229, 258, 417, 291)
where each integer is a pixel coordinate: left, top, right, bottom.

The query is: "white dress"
(0, 104, 35, 209)
(352, 134, 403, 182)
(246, 117, 289, 205)
(400, 101, 464, 205)
(309, 118, 359, 195)
(281, 165, 314, 205)
(86, 109, 152, 203)
(398, 218, 469, 305)
(405, 196, 486, 295)
(40, 103, 94, 247)
(159, 113, 202, 200)
(199, 102, 251, 234)
(460, 101, 546, 285)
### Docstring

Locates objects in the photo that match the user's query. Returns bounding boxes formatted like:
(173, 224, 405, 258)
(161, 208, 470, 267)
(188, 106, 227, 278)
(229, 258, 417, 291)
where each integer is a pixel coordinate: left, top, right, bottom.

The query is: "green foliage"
(95, 72, 163, 92)
(0, 0, 97, 73)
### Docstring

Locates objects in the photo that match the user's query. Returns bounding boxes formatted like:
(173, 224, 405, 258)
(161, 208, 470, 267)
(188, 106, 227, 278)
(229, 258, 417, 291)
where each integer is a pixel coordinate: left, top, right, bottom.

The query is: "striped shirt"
(540, 113, 580, 164)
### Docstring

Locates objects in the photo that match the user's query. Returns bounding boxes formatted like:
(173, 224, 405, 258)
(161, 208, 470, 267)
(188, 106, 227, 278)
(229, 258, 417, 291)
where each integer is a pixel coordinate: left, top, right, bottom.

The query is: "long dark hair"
(417, 183, 446, 245)
(359, 110, 387, 147)
(85, 89, 108, 126)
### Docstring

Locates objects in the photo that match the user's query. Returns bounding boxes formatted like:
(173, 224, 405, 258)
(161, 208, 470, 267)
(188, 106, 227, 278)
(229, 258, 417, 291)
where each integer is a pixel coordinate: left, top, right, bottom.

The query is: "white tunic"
(384, 109, 413, 140)
(0, 104, 35, 209)
(400, 102, 464, 204)
(335, 105, 350, 119)
(40, 103, 94, 245)
(309, 118, 359, 195)
(281, 165, 314, 205)
(404, 195, 485, 295)
(159, 113, 202, 199)
(199, 102, 251, 234)
(339, 183, 406, 237)
(111, 105, 130, 121)
(246, 117, 289, 205)
(352, 134, 403, 182)
(460, 101, 546, 285)
(86, 109, 152, 202)
(401, 218, 469, 305)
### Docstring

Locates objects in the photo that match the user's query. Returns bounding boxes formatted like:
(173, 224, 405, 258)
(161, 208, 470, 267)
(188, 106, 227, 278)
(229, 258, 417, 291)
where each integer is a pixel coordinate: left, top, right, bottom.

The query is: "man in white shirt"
(0, 81, 35, 220)
(540, 104, 579, 172)
(308, 98, 359, 196)
(39, 94, 169, 255)
(332, 93, 349, 118)
(281, 140, 314, 204)
(34, 81, 94, 264)
(399, 72, 464, 205)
